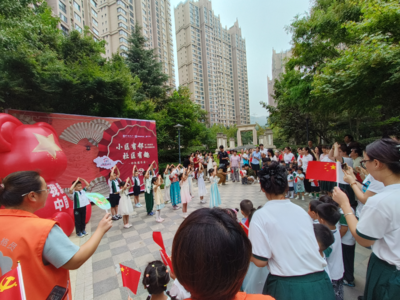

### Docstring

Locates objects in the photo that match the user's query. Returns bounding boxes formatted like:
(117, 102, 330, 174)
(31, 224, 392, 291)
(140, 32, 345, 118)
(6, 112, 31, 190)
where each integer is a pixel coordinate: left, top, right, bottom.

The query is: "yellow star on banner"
(32, 133, 62, 159)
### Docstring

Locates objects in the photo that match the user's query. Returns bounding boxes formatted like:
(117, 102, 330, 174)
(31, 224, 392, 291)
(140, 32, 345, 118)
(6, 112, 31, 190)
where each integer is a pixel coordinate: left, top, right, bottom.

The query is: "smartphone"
(46, 286, 67, 300)
(341, 163, 348, 171)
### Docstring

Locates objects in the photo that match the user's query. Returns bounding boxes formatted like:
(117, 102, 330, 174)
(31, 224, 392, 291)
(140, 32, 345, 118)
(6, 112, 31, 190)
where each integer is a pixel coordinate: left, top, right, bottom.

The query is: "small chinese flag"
(0, 263, 26, 300)
(240, 219, 250, 236)
(119, 264, 141, 295)
(152, 232, 166, 251)
(306, 162, 338, 182)
(159, 249, 174, 273)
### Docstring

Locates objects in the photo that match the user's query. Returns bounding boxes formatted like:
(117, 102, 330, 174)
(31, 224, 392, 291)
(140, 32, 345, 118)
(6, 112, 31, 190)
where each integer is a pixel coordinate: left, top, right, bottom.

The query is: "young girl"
(295, 167, 305, 200)
(132, 165, 142, 208)
(197, 163, 207, 204)
(163, 165, 172, 204)
(287, 169, 294, 198)
(187, 165, 194, 197)
(145, 161, 156, 216)
(109, 166, 121, 221)
(152, 175, 165, 223)
(208, 168, 221, 208)
(142, 260, 175, 300)
(118, 178, 134, 228)
(180, 168, 191, 218)
(310, 179, 320, 200)
(169, 164, 181, 210)
(240, 199, 269, 294)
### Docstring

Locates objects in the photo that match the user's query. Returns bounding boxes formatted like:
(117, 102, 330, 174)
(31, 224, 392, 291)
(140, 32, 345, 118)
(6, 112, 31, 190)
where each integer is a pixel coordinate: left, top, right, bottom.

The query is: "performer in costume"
(208, 168, 221, 208)
(180, 168, 192, 218)
(132, 165, 142, 208)
(198, 163, 207, 203)
(144, 161, 156, 216)
(187, 165, 194, 197)
(152, 175, 165, 223)
(118, 178, 134, 228)
(169, 164, 182, 210)
(163, 165, 172, 204)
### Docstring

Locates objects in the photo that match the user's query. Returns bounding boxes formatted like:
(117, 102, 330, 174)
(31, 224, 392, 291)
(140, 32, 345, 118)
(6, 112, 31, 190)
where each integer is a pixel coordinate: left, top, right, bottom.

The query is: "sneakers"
(117, 214, 122, 219)
(301, 196, 305, 201)
(82, 230, 88, 236)
(289, 196, 294, 199)
(111, 216, 119, 221)
(156, 218, 165, 223)
(295, 196, 299, 200)
(77, 232, 84, 238)
(123, 224, 132, 229)
(304, 193, 309, 196)
(343, 280, 355, 287)
(148, 211, 154, 216)
(135, 203, 141, 208)
(173, 206, 180, 210)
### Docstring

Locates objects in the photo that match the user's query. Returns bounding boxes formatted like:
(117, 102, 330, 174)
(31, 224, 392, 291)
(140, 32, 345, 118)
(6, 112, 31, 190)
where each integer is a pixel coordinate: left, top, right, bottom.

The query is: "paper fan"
(59, 120, 111, 146)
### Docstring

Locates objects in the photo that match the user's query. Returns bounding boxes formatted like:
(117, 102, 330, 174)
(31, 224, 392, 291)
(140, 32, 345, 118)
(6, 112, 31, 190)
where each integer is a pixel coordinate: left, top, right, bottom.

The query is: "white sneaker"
(302, 196, 305, 201)
(304, 193, 309, 196)
(295, 196, 299, 199)
(290, 196, 294, 199)
(135, 203, 140, 208)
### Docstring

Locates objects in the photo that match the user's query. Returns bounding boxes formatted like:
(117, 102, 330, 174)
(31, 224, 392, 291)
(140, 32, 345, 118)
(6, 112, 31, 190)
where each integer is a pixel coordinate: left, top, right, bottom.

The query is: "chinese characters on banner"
(97, 120, 159, 191)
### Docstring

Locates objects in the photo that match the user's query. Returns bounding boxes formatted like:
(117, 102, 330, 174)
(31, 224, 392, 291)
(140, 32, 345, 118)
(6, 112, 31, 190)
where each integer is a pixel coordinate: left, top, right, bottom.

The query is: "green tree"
(125, 24, 170, 103)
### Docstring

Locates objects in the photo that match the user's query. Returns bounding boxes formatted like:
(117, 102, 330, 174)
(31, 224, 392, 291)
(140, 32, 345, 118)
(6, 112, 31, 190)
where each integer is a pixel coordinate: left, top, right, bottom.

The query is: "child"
(308, 200, 322, 224)
(292, 167, 298, 197)
(310, 179, 320, 200)
(69, 177, 90, 237)
(313, 223, 335, 280)
(240, 165, 248, 185)
(132, 165, 142, 208)
(239, 199, 256, 235)
(316, 203, 344, 300)
(108, 166, 121, 221)
(295, 167, 305, 200)
(152, 175, 165, 223)
(144, 161, 156, 216)
(142, 260, 175, 300)
(287, 169, 294, 198)
(197, 163, 207, 204)
(118, 178, 134, 229)
(163, 165, 172, 204)
(208, 168, 221, 208)
(187, 166, 194, 197)
(339, 206, 356, 287)
(169, 164, 182, 210)
(180, 168, 191, 218)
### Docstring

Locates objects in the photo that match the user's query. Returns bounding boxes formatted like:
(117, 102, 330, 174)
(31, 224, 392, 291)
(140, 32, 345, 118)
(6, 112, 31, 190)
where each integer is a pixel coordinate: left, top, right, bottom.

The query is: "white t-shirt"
(325, 229, 344, 280)
(356, 174, 385, 218)
(108, 179, 120, 194)
(300, 154, 313, 172)
(284, 153, 295, 164)
(321, 155, 335, 163)
(287, 174, 294, 187)
(323, 253, 331, 280)
(260, 149, 269, 156)
(357, 184, 400, 270)
(320, 153, 328, 161)
(338, 157, 353, 185)
(272, 156, 279, 162)
(249, 200, 326, 276)
(339, 208, 356, 246)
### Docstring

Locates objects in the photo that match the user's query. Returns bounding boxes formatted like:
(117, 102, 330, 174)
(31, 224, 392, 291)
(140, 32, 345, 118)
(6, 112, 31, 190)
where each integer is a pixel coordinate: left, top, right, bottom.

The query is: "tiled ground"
(69, 177, 370, 300)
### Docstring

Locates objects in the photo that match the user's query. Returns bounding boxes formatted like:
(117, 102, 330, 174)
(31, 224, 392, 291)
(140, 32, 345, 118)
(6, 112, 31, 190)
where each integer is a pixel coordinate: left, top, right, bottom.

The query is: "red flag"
(306, 162, 338, 182)
(0, 263, 25, 300)
(240, 219, 249, 236)
(153, 232, 166, 251)
(159, 249, 174, 273)
(120, 264, 141, 295)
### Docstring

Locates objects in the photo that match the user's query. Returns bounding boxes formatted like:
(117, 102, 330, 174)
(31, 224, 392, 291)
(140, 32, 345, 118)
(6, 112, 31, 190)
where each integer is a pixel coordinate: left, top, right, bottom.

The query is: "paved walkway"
(69, 179, 371, 300)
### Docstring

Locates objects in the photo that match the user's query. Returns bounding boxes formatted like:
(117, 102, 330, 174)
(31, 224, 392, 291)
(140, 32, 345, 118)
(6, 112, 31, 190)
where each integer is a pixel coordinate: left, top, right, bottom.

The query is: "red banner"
(5, 110, 158, 195)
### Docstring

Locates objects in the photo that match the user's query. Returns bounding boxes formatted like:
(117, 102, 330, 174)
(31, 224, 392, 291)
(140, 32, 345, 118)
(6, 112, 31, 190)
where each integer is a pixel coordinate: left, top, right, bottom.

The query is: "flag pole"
(17, 261, 27, 300)
(337, 161, 340, 188)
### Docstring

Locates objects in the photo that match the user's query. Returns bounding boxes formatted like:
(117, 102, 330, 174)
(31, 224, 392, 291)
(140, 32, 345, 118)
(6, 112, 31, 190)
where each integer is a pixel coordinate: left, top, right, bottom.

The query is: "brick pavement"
(69, 178, 370, 300)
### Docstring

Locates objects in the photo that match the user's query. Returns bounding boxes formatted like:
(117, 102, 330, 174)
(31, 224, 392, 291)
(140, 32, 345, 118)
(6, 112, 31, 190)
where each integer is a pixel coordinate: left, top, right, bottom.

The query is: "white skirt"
(198, 176, 207, 197)
(119, 194, 134, 216)
(164, 186, 171, 201)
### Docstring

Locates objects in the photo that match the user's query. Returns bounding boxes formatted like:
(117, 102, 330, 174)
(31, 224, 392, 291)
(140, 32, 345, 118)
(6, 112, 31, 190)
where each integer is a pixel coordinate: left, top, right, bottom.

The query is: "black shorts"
(133, 186, 141, 196)
(251, 163, 260, 171)
(288, 187, 294, 191)
(311, 186, 320, 192)
(109, 194, 120, 207)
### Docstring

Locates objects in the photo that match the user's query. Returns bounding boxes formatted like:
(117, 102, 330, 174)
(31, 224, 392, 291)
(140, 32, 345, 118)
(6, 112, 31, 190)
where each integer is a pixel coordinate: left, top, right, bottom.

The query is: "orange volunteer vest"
(0, 209, 72, 300)
(185, 292, 275, 300)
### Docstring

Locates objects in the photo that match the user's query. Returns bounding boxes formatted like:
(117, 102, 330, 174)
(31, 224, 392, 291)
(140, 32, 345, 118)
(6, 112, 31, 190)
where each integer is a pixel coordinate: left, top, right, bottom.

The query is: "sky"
(169, 0, 311, 118)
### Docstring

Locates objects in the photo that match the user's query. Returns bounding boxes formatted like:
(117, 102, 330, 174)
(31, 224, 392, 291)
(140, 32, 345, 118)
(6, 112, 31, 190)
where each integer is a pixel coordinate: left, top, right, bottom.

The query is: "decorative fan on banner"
(96, 119, 159, 191)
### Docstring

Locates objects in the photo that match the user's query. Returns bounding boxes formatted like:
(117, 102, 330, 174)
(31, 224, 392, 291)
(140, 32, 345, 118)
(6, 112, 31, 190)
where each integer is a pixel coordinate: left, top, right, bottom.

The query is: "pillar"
(253, 128, 257, 146)
(229, 138, 235, 149)
(237, 130, 242, 147)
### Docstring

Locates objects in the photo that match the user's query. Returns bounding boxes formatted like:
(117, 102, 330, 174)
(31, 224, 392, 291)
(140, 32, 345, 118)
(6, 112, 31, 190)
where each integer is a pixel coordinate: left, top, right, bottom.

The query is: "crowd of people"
(0, 136, 399, 300)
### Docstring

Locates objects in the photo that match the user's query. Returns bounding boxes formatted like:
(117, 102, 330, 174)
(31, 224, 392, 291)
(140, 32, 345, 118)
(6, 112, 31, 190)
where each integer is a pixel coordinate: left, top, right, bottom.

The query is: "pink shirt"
(231, 155, 241, 167)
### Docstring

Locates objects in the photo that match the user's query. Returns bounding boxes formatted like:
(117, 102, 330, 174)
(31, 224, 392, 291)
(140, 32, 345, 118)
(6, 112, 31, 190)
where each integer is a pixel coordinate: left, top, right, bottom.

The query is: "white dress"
(207, 157, 214, 171)
(198, 173, 207, 197)
(188, 174, 193, 196)
(118, 189, 134, 215)
(180, 179, 192, 204)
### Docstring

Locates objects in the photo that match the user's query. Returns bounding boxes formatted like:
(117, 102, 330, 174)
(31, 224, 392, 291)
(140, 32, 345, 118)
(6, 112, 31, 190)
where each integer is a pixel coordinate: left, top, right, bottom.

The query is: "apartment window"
(120, 37, 128, 44)
(61, 24, 69, 35)
(120, 45, 128, 51)
(117, 8, 126, 15)
(92, 18, 98, 27)
(59, 1, 67, 14)
(73, 1, 80, 11)
(90, 0, 97, 7)
(75, 24, 82, 32)
(130, 12, 134, 18)
(130, 18, 134, 24)
(118, 15, 127, 22)
(74, 12, 81, 22)
(59, 13, 67, 23)
(117, 0, 127, 8)
(119, 22, 128, 29)
(91, 8, 98, 18)
(92, 28, 99, 35)
(119, 30, 128, 37)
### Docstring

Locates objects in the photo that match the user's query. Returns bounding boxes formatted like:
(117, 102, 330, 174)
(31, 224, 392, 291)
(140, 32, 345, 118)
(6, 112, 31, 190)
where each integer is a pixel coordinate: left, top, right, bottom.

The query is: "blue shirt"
(252, 151, 261, 164)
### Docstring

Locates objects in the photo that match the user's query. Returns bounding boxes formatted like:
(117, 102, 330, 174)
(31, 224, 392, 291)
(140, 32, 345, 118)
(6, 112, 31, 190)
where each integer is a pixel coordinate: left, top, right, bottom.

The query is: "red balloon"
(52, 212, 75, 236)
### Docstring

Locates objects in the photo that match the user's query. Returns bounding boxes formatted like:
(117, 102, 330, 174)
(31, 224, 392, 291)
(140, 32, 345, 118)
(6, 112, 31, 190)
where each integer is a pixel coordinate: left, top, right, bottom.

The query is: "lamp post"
(174, 124, 184, 164)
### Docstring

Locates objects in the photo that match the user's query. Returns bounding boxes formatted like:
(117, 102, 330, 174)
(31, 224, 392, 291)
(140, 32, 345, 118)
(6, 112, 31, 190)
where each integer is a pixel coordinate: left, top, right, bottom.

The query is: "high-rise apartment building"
(48, 0, 175, 88)
(97, 0, 176, 87)
(174, 0, 250, 126)
(48, 0, 101, 40)
(267, 49, 292, 107)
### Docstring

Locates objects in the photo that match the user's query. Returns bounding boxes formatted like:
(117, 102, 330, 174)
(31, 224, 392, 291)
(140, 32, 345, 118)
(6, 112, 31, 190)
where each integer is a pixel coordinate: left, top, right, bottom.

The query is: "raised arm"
(115, 166, 121, 178)
(311, 149, 320, 161)
(132, 165, 137, 175)
(333, 142, 343, 163)
(164, 165, 170, 175)
(80, 178, 90, 187)
(328, 145, 336, 162)
(343, 167, 377, 204)
(69, 177, 80, 194)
